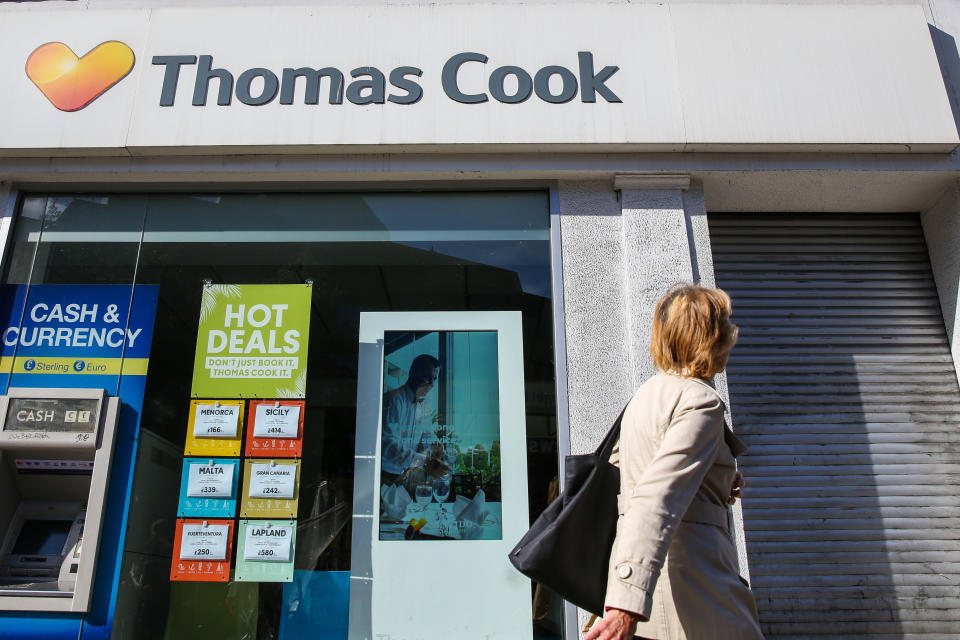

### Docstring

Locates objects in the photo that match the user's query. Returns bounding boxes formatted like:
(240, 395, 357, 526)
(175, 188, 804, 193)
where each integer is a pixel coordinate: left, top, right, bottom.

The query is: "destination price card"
(184, 399, 244, 457)
(235, 519, 296, 582)
(243, 523, 294, 562)
(244, 399, 304, 458)
(177, 458, 239, 518)
(188, 462, 233, 497)
(248, 462, 296, 498)
(170, 518, 234, 582)
(193, 403, 240, 438)
(240, 459, 300, 518)
(180, 523, 230, 560)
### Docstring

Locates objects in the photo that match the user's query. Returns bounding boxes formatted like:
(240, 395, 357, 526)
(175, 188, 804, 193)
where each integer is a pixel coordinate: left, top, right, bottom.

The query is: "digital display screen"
(11, 520, 72, 556)
(379, 330, 503, 541)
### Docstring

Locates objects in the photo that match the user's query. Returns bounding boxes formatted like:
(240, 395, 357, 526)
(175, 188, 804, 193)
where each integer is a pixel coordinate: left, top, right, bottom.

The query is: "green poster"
(191, 284, 311, 398)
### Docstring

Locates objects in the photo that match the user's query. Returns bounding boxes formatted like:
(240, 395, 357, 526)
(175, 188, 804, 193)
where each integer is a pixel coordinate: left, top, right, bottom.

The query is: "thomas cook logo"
(26, 41, 135, 112)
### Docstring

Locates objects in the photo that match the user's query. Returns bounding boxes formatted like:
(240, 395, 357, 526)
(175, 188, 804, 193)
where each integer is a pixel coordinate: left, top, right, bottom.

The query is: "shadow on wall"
(929, 25, 960, 147)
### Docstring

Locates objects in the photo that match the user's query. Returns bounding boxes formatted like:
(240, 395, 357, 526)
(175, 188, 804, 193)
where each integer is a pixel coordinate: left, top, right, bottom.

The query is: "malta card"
(177, 458, 239, 518)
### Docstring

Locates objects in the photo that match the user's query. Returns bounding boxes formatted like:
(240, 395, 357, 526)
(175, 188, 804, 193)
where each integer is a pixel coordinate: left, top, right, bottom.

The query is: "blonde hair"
(650, 284, 738, 379)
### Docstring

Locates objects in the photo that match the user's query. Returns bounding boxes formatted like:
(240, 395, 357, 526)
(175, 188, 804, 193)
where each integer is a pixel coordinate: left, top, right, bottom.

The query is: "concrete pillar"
(617, 172, 753, 584)
(557, 180, 634, 457)
(921, 179, 960, 386)
(557, 180, 635, 638)
(616, 173, 695, 388)
(559, 175, 751, 636)
(558, 174, 718, 452)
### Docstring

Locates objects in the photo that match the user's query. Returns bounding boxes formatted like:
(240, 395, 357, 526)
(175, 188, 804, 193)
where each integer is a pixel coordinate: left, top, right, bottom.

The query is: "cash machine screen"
(11, 520, 71, 557)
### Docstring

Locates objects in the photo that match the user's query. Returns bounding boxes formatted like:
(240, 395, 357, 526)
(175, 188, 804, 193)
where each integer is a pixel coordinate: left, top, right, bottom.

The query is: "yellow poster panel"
(240, 458, 300, 518)
(184, 399, 245, 457)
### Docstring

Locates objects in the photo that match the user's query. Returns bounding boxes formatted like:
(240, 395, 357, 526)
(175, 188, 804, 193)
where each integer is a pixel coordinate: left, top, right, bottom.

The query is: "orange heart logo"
(26, 41, 134, 112)
(409, 518, 427, 531)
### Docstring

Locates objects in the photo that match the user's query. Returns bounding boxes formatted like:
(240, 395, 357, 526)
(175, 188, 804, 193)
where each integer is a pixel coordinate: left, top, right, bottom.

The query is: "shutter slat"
(745, 472, 960, 486)
(745, 432, 960, 445)
(747, 528, 960, 542)
(755, 585, 960, 598)
(748, 485, 960, 498)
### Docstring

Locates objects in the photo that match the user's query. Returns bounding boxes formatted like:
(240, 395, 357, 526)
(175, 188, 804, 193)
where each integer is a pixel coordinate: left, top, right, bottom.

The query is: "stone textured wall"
(557, 181, 634, 458)
(620, 188, 693, 388)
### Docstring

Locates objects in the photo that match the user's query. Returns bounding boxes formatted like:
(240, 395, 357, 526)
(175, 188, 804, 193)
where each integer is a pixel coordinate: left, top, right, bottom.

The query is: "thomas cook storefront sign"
(1, 4, 956, 152)
(26, 40, 620, 112)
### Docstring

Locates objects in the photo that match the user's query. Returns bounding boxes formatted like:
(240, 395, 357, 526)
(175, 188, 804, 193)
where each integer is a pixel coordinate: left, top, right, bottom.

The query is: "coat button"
(617, 564, 632, 579)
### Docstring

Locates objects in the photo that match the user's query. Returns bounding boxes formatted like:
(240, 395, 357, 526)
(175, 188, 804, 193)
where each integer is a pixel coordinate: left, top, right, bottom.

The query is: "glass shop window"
(2, 192, 562, 640)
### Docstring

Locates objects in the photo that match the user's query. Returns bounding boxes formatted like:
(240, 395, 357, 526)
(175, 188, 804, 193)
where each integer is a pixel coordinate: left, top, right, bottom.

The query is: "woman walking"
(585, 284, 765, 640)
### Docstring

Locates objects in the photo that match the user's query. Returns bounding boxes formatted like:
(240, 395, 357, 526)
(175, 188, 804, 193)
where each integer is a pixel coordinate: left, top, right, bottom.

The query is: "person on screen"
(381, 354, 450, 486)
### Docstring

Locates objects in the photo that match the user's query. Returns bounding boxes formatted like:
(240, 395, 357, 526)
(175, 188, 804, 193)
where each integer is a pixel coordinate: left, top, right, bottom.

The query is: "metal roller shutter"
(709, 213, 960, 640)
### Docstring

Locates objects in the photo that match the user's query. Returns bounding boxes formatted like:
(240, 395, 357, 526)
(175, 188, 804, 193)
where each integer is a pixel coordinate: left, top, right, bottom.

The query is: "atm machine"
(0, 388, 119, 612)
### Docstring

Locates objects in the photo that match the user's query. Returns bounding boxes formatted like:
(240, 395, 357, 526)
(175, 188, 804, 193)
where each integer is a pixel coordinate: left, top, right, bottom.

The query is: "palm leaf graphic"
(199, 284, 242, 324)
(275, 370, 306, 398)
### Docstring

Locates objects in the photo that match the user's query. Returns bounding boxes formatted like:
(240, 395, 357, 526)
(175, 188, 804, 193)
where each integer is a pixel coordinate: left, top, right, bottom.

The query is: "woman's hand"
(583, 608, 641, 640)
(728, 470, 744, 505)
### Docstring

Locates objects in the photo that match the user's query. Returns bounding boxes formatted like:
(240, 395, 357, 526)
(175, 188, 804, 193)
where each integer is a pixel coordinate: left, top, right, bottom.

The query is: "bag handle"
(595, 404, 628, 460)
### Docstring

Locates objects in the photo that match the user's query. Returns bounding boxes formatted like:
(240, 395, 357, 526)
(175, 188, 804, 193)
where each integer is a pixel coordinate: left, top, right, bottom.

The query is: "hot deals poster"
(191, 284, 312, 398)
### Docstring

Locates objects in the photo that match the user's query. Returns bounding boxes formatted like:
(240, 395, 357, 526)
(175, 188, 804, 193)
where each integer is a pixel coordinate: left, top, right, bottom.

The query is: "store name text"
(151, 51, 621, 106)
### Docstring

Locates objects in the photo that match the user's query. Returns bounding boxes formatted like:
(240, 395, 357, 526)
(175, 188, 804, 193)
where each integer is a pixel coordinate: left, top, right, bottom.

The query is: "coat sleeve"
(603, 386, 724, 620)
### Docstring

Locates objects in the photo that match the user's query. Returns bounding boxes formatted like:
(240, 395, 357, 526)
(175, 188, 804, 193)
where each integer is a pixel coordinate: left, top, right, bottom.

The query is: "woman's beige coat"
(604, 372, 764, 639)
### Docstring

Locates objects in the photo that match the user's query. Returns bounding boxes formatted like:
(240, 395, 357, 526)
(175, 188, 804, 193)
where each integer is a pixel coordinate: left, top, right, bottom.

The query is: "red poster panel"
(244, 400, 304, 458)
(170, 518, 234, 582)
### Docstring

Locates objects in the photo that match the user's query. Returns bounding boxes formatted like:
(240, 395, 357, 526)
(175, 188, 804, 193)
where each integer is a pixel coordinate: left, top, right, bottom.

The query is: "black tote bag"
(508, 406, 625, 617)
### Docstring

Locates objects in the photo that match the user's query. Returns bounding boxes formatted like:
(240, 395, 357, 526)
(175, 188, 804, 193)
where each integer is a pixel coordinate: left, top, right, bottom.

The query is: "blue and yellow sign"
(0, 284, 158, 391)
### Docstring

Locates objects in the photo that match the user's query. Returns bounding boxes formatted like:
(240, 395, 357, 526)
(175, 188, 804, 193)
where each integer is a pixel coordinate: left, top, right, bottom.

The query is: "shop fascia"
(151, 51, 622, 106)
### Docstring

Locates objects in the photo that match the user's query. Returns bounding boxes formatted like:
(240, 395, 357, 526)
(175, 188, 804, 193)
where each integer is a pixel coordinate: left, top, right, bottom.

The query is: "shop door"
(710, 213, 960, 637)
